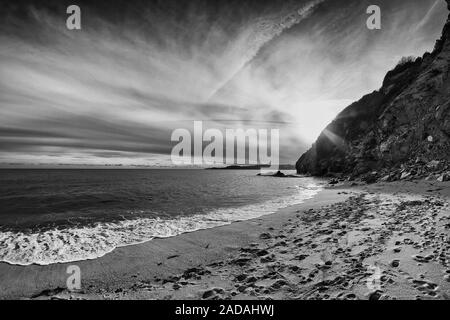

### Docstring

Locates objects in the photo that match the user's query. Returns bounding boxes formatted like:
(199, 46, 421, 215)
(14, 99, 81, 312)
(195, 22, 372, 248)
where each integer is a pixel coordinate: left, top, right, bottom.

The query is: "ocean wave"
(0, 184, 322, 266)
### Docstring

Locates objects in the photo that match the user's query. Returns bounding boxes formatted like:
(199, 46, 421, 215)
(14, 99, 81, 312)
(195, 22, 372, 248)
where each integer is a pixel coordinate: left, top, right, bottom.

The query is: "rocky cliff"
(296, 0, 450, 182)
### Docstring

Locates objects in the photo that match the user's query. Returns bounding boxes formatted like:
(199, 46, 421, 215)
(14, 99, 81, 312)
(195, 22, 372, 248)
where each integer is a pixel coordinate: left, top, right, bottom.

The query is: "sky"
(0, 0, 448, 167)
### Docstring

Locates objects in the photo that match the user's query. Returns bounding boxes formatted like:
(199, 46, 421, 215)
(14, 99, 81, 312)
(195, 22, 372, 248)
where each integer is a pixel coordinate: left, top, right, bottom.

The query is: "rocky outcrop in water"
(296, 0, 450, 182)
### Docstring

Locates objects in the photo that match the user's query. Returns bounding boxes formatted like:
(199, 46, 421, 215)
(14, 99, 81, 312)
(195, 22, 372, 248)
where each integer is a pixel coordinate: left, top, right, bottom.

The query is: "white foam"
(0, 183, 322, 265)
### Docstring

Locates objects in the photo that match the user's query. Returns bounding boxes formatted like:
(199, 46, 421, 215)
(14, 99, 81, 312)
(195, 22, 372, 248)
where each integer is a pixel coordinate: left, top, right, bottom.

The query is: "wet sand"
(0, 180, 449, 300)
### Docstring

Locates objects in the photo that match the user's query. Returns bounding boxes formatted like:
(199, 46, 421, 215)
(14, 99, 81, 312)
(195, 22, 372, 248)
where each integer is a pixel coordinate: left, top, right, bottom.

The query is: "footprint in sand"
(391, 260, 400, 268)
(412, 279, 439, 297)
(412, 254, 434, 263)
(201, 287, 225, 300)
(259, 232, 272, 240)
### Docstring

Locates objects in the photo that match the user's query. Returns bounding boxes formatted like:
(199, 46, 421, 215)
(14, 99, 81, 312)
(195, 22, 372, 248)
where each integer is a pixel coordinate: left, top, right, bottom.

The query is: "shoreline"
(0, 177, 324, 267)
(0, 180, 448, 300)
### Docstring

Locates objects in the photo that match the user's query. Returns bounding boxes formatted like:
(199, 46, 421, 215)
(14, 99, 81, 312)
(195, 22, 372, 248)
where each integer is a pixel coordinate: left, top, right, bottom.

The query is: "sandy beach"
(0, 180, 448, 300)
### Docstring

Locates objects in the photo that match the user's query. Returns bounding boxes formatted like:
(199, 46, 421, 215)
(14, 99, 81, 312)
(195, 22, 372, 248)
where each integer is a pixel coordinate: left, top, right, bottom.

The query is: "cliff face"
(296, 0, 450, 180)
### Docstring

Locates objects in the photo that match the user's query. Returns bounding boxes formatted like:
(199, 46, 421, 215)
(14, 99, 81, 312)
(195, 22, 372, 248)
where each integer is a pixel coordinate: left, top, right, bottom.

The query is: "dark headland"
(296, 0, 450, 184)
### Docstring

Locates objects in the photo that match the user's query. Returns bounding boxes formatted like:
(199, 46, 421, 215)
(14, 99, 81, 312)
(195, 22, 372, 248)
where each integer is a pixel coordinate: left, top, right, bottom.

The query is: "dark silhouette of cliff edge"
(296, 0, 450, 182)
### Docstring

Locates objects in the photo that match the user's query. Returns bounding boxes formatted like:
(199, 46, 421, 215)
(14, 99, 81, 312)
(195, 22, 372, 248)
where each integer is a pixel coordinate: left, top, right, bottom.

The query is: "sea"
(0, 169, 324, 265)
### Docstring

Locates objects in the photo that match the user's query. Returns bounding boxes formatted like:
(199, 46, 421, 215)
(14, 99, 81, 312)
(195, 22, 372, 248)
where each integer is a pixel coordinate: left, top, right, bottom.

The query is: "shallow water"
(0, 169, 324, 265)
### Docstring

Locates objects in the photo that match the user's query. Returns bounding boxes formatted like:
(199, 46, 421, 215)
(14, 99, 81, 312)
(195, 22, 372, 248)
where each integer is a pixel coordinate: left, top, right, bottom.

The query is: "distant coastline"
(206, 164, 295, 170)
